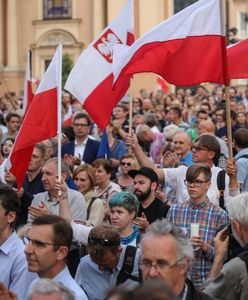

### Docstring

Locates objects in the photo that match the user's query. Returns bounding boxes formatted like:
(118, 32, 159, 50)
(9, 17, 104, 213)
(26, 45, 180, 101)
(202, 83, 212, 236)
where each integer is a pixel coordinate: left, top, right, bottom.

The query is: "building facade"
(0, 0, 247, 98)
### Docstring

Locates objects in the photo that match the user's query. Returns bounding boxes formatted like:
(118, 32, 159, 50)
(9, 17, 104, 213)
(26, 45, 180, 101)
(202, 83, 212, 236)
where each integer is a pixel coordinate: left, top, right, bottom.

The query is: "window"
(240, 12, 248, 38)
(174, 0, 197, 13)
(43, 0, 71, 20)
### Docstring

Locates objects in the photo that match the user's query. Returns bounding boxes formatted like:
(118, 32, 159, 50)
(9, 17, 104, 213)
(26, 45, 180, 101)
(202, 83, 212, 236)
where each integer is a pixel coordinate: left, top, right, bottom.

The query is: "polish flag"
(23, 49, 33, 113)
(65, 0, 134, 131)
(113, 0, 229, 87)
(6, 45, 62, 189)
(227, 39, 248, 79)
(156, 76, 168, 94)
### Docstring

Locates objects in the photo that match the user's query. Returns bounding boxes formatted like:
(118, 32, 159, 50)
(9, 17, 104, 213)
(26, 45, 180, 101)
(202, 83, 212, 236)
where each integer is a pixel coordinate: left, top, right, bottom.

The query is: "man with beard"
(203, 193, 248, 299)
(128, 167, 170, 232)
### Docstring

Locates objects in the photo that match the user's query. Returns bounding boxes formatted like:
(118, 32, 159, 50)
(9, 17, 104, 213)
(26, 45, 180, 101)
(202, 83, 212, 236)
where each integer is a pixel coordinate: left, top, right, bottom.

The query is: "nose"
(24, 243, 34, 255)
(147, 265, 159, 278)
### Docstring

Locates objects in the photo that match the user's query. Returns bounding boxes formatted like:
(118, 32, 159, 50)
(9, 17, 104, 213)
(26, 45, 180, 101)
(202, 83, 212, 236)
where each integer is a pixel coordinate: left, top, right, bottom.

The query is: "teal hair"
(109, 192, 140, 215)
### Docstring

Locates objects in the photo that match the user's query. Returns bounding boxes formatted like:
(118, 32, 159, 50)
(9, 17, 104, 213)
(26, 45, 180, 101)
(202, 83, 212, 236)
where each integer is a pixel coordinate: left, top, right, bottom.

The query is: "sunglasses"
(120, 162, 132, 167)
(88, 237, 120, 247)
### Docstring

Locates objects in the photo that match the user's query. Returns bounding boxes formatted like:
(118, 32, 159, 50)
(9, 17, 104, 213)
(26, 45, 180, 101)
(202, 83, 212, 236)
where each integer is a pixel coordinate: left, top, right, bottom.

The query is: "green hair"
(109, 192, 140, 215)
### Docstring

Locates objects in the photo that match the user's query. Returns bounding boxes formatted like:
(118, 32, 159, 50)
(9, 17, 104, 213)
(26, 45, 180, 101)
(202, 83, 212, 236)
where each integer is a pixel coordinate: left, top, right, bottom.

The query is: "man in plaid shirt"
(166, 164, 229, 289)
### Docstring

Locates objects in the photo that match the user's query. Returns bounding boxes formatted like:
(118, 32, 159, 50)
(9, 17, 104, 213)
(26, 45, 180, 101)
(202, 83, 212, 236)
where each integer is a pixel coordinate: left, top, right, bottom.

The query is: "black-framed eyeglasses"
(141, 257, 184, 271)
(191, 146, 209, 152)
(88, 237, 120, 247)
(73, 123, 89, 127)
(120, 162, 132, 167)
(23, 236, 60, 249)
(184, 180, 209, 187)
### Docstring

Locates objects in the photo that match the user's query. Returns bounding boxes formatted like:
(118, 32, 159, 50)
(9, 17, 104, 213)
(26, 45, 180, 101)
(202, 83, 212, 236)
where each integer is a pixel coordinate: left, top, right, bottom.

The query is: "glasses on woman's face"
(191, 145, 209, 152)
(120, 162, 132, 167)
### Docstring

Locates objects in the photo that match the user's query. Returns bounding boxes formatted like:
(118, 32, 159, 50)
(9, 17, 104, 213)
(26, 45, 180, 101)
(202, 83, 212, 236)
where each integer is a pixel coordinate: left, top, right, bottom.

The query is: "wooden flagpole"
(225, 86, 233, 158)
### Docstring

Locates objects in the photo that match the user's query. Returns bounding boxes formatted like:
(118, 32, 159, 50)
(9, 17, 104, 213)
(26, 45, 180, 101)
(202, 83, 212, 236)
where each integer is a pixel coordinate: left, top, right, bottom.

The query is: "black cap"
(128, 167, 158, 183)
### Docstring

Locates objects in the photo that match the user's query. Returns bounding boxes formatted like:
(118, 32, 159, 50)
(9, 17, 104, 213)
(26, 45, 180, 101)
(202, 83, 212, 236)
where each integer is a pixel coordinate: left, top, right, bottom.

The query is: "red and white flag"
(65, 0, 134, 131)
(113, 0, 229, 87)
(227, 39, 248, 79)
(156, 76, 168, 94)
(6, 45, 62, 189)
(23, 49, 33, 113)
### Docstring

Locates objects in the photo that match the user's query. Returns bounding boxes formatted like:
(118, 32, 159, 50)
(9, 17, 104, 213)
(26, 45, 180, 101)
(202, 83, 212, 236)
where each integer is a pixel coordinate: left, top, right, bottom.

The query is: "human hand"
(214, 227, 229, 259)
(0, 282, 17, 300)
(133, 212, 149, 232)
(28, 202, 50, 218)
(125, 132, 139, 150)
(226, 157, 237, 177)
(162, 151, 179, 167)
(55, 177, 68, 200)
(190, 235, 207, 252)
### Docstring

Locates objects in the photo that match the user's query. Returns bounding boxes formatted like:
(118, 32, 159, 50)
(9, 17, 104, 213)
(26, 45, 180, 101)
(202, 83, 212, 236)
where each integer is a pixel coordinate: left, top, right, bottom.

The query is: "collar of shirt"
(188, 198, 209, 209)
(75, 137, 88, 147)
(0, 231, 18, 255)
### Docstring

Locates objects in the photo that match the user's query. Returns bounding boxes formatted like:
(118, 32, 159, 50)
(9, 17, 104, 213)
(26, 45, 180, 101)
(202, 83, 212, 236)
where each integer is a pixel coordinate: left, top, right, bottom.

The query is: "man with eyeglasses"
(0, 185, 31, 300)
(24, 215, 88, 300)
(126, 133, 239, 206)
(140, 219, 214, 299)
(75, 225, 141, 300)
(166, 164, 229, 289)
(62, 112, 100, 166)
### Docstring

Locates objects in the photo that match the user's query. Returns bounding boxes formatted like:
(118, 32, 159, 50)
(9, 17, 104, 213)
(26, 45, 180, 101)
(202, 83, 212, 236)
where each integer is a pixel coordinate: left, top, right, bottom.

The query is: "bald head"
(173, 131, 192, 157)
(198, 119, 216, 135)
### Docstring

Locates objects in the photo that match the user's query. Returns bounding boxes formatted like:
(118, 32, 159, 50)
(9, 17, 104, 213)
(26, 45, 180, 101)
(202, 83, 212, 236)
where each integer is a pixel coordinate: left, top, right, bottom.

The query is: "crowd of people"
(0, 83, 248, 300)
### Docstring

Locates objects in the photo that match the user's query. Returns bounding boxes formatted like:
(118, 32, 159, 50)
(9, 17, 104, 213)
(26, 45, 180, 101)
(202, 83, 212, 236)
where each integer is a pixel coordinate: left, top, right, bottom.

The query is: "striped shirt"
(166, 199, 229, 289)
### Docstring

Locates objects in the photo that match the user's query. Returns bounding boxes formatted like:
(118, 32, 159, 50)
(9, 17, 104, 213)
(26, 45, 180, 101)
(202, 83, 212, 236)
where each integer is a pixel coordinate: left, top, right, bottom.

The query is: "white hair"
(226, 193, 248, 229)
(140, 219, 194, 264)
(30, 279, 75, 300)
(163, 124, 180, 139)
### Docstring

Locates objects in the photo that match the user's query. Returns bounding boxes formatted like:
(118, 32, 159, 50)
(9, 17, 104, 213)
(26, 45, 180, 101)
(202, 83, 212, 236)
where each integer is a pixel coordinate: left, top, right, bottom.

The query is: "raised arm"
(125, 132, 165, 183)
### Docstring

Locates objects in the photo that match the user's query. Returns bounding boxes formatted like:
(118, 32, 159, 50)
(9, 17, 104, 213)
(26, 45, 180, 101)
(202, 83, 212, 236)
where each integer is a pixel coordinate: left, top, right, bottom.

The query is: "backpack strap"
(217, 169, 226, 209)
(238, 250, 248, 272)
(87, 197, 97, 220)
(116, 245, 141, 285)
(237, 154, 248, 160)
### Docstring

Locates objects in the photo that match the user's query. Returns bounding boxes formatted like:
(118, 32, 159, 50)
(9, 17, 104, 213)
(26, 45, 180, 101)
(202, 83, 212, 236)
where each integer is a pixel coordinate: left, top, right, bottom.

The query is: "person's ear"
(56, 246, 68, 261)
(178, 257, 190, 276)
(7, 211, 16, 225)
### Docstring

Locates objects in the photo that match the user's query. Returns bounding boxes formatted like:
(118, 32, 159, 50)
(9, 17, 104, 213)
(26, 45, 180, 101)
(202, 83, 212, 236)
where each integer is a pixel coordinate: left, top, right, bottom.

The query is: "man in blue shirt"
(24, 215, 88, 300)
(234, 128, 248, 192)
(75, 225, 140, 300)
(0, 185, 31, 300)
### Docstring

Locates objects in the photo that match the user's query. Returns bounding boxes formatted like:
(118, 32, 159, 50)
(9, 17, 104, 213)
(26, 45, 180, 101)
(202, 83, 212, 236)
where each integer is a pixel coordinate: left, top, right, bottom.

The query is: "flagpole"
(224, 86, 233, 158)
(57, 44, 63, 191)
(128, 77, 133, 154)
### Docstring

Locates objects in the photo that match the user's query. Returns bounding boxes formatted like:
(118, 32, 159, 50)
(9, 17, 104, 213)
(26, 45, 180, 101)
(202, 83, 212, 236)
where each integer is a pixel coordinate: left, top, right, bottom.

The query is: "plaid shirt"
(166, 198, 229, 289)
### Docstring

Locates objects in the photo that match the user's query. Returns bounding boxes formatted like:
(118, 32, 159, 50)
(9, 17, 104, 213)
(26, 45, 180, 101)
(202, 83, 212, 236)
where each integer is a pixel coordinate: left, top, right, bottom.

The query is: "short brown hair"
(92, 158, 114, 175)
(186, 164, 211, 182)
(88, 225, 121, 259)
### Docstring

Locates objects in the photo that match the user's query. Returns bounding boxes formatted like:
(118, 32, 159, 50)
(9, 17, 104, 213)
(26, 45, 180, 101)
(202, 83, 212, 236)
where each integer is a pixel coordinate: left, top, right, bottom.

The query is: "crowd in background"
(0, 82, 248, 299)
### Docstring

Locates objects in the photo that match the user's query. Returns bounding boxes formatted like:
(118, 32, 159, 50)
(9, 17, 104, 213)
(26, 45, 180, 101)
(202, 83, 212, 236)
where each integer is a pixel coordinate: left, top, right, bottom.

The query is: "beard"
(231, 224, 246, 247)
(134, 186, 152, 202)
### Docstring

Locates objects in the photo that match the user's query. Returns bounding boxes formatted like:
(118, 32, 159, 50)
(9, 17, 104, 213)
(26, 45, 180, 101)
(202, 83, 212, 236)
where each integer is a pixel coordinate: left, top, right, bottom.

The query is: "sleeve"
(202, 258, 245, 299)
(70, 192, 87, 221)
(237, 159, 248, 185)
(71, 221, 92, 245)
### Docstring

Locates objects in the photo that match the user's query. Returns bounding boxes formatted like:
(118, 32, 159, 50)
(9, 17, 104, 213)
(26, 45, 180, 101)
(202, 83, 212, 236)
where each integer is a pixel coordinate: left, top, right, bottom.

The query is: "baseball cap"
(128, 167, 158, 183)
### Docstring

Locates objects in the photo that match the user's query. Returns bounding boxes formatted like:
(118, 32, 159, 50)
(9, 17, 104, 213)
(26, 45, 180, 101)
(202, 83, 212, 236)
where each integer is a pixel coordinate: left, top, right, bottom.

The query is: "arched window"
(174, 0, 197, 13)
(43, 0, 71, 19)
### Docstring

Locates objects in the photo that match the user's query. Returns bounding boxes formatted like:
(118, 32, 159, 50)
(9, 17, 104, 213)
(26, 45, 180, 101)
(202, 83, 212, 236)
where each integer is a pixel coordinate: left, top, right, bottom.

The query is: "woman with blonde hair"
(73, 164, 104, 226)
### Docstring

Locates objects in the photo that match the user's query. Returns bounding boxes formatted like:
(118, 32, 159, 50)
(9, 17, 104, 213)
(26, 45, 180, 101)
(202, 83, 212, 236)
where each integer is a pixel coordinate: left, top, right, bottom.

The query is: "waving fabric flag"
(113, 0, 229, 87)
(23, 49, 33, 113)
(6, 45, 62, 189)
(227, 39, 248, 79)
(65, 0, 134, 131)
